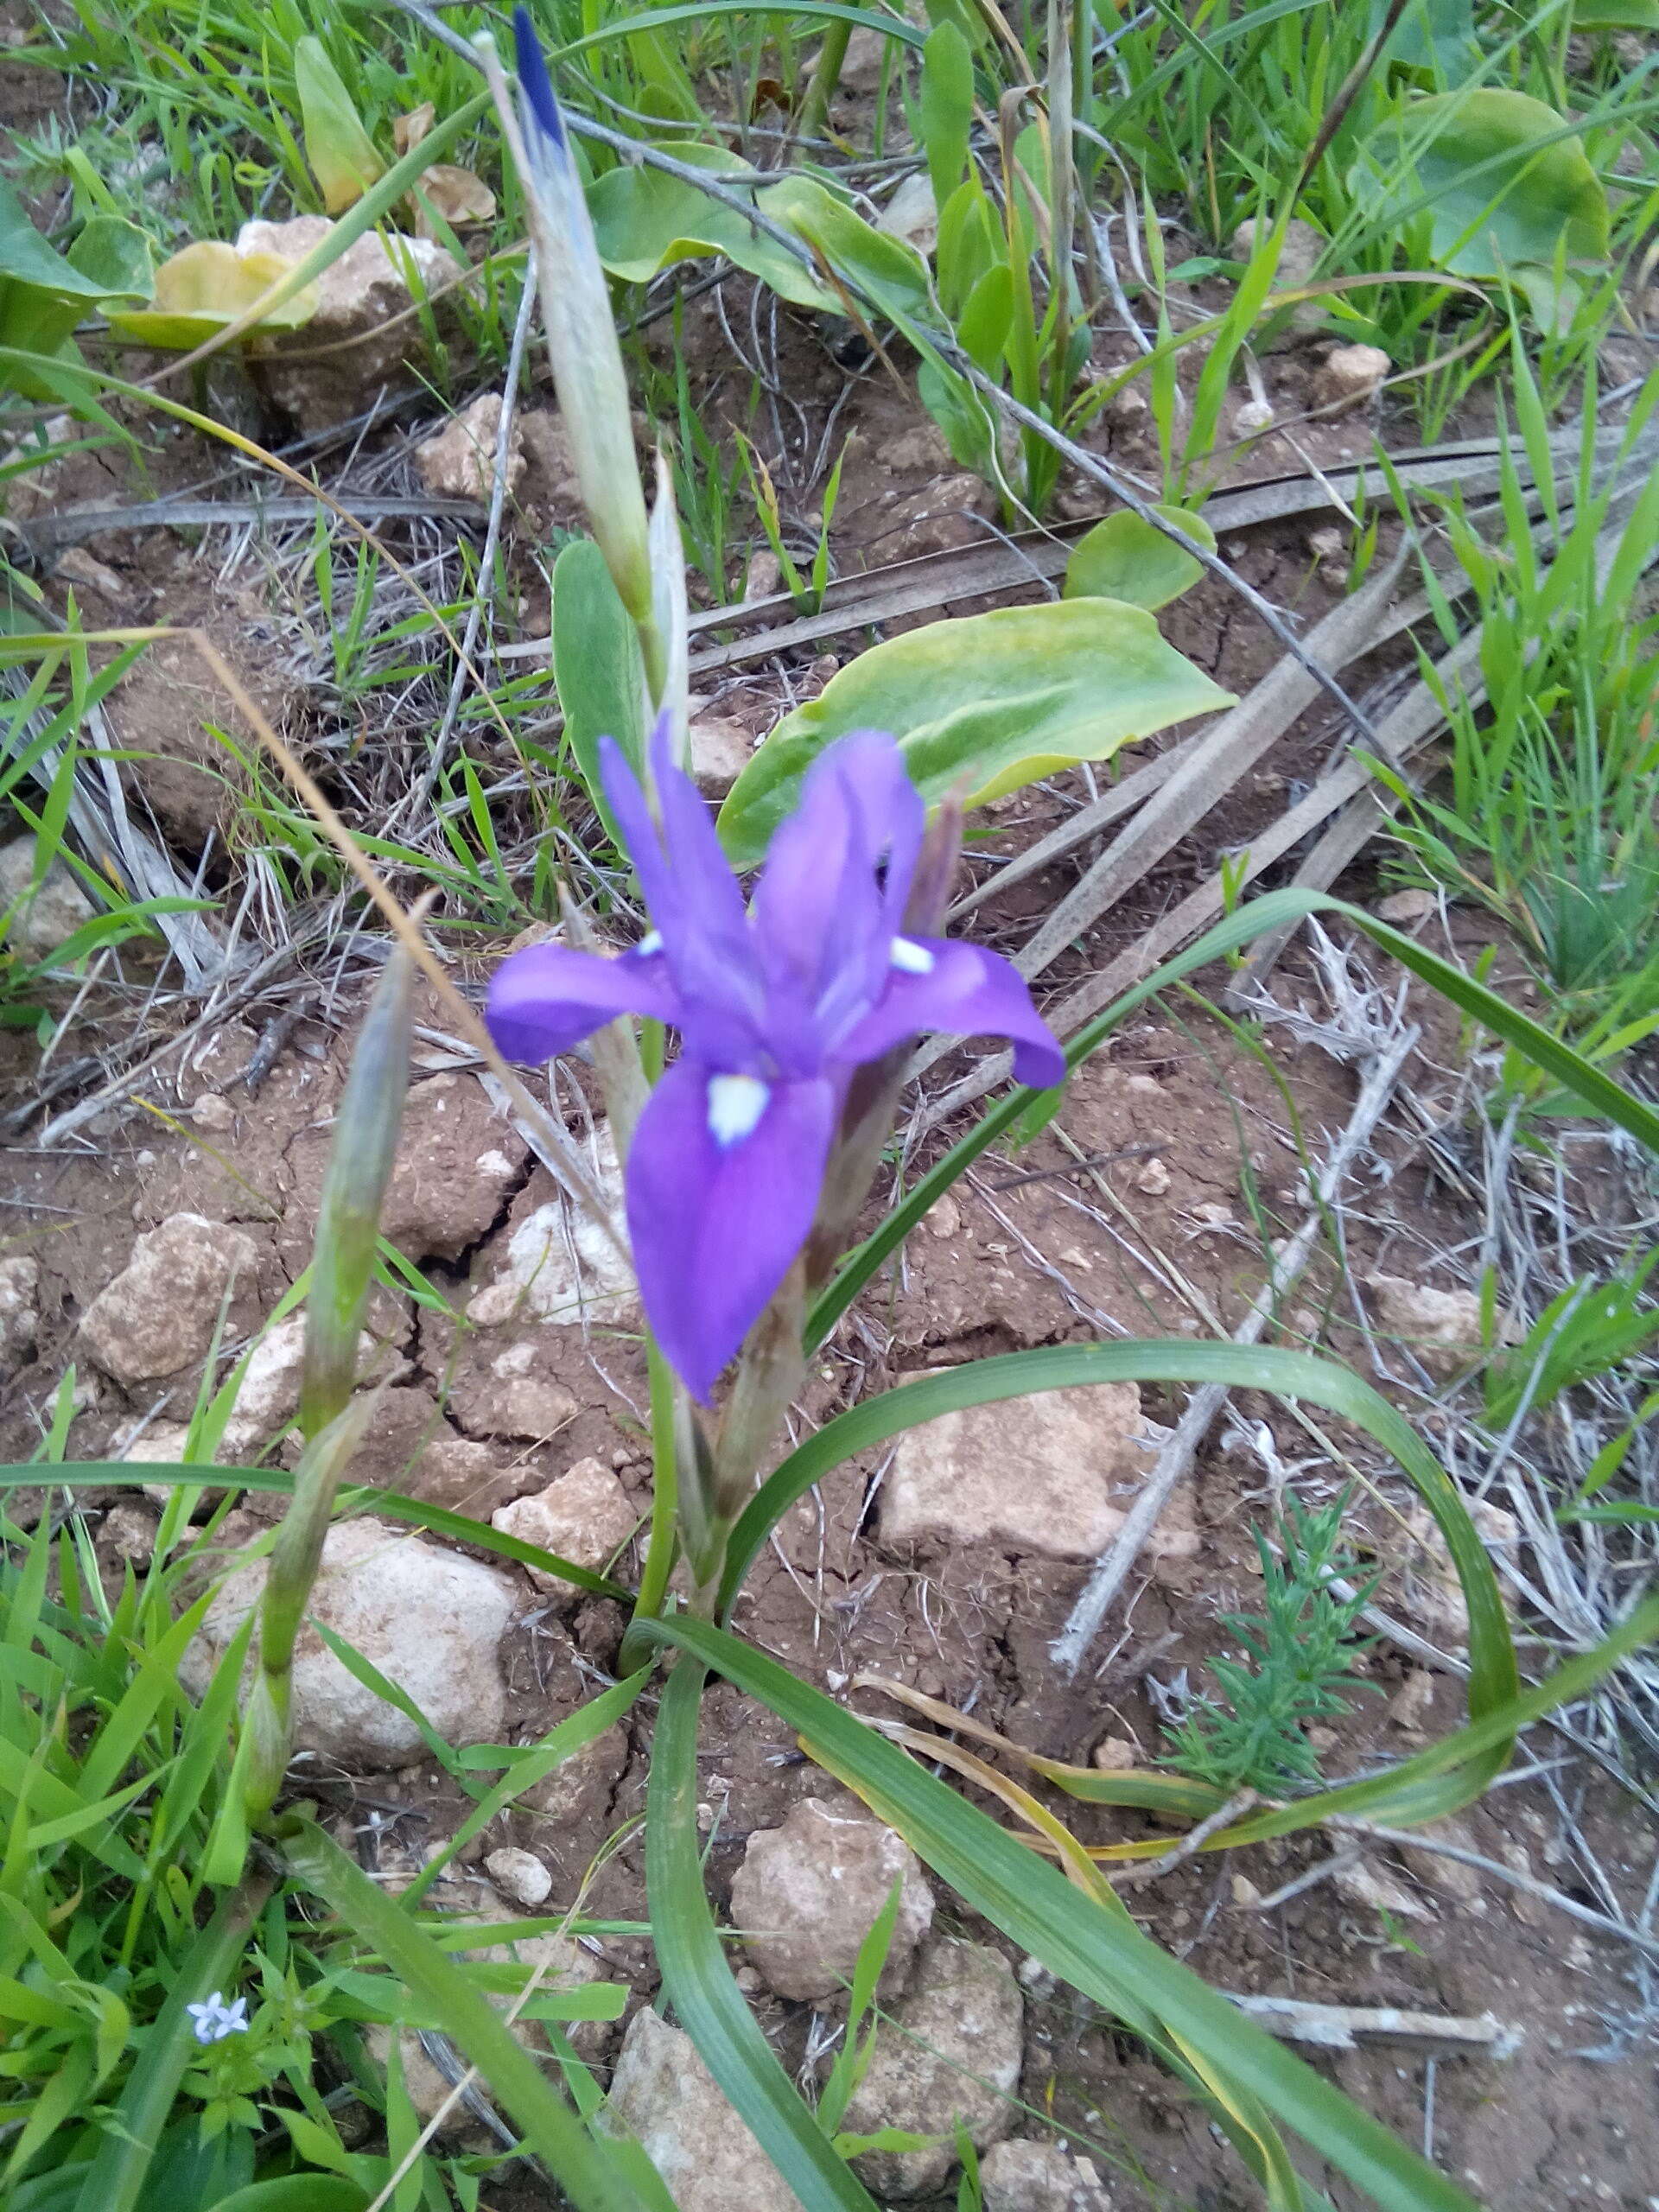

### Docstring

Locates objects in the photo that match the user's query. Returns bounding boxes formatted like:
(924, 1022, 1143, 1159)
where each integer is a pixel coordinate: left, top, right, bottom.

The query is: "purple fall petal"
(486, 941, 682, 1063)
(839, 937, 1067, 1090)
(623, 1059, 838, 1400)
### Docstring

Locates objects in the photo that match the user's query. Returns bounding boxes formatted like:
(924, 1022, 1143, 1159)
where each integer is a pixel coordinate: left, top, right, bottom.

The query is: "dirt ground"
(3, 143, 1658, 2212)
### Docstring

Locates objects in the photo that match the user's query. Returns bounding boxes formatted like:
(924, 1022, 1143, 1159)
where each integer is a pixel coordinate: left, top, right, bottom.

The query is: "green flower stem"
(796, 16, 854, 144)
(245, 1399, 374, 1819)
(621, 1333, 684, 1667)
(298, 944, 416, 1438)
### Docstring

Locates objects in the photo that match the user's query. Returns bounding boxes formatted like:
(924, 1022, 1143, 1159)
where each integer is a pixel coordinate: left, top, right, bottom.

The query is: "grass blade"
(640, 1621, 1476, 2212)
(648, 1659, 884, 2212)
(278, 1818, 644, 2212)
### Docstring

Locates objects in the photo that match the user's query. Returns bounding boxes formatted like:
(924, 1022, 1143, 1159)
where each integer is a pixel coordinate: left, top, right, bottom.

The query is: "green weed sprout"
(1162, 1492, 1379, 1796)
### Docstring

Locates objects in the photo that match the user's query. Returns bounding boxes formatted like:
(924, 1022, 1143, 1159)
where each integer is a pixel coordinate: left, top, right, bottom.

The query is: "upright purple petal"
(753, 732, 925, 1059)
(624, 1058, 838, 1399)
(837, 938, 1066, 1090)
(599, 725, 767, 1065)
(487, 941, 682, 1064)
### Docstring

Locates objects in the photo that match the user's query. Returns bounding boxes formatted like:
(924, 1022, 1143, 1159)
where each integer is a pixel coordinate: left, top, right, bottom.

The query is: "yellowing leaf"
(1065, 504, 1217, 611)
(106, 243, 319, 350)
(717, 599, 1233, 868)
(394, 101, 436, 158)
(296, 35, 386, 215)
(408, 164, 497, 240)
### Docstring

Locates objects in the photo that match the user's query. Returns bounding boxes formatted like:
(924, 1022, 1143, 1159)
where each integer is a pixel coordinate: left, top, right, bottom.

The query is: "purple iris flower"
(487, 725, 1064, 1399)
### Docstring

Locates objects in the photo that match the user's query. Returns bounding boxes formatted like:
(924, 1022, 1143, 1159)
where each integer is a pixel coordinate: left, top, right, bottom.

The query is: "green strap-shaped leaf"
(0, 1464, 629, 1600)
(648, 1659, 885, 2212)
(552, 537, 647, 847)
(279, 1819, 645, 2212)
(718, 1341, 1517, 1831)
(805, 886, 1659, 1351)
(295, 35, 387, 214)
(642, 1612, 1659, 2212)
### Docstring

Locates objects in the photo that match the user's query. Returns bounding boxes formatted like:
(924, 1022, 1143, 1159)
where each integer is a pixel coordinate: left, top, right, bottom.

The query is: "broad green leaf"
(588, 144, 836, 309)
(551, 537, 646, 849)
(66, 217, 155, 302)
(1370, 0, 1484, 79)
(641, 1618, 1483, 2212)
(919, 22, 974, 213)
(1065, 504, 1217, 611)
(295, 36, 387, 214)
(1572, 0, 1659, 22)
(758, 173, 934, 326)
(213, 2180, 371, 2212)
(280, 1819, 645, 2212)
(649, 1660, 884, 2212)
(107, 244, 319, 350)
(0, 185, 153, 397)
(1349, 90, 1610, 308)
(716, 600, 1233, 866)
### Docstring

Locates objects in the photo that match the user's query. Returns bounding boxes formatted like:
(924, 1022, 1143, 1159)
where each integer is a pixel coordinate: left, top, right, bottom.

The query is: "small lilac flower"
(187, 1991, 250, 2046)
(487, 725, 1064, 1399)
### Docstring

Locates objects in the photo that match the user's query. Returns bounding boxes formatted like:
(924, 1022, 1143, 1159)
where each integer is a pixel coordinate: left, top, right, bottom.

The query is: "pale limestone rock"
(880, 170, 939, 257)
(235, 216, 461, 430)
(1313, 341, 1390, 414)
(380, 1073, 528, 1262)
(687, 711, 754, 798)
(451, 1344, 578, 1443)
(80, 1214, 259, 1383)
(376, 1910, 609, 2127)
(981, 2139, 1115, 2212)
(485, 1846, 553, 1910)
(842, 1937, 1024, 2196)
(491, 1456, 637, 1601)
(185, 1517, 516, 1768)
(881, 1380, 1196, 1561)
(602, 2008, 800, 2212)
(416, 392, 524, 505)
(467, 1130, 634, 1329)
(1364, 1273, 1519, 1380)
(0, 838, 93, 957)
(1395, 1818, 1484, 1904)
(0, 1255, 41, 1362)
(729, 1796, 934, 2001)
(1334, 1859, 1433, 1922)
(1230, 215, 1325, 338)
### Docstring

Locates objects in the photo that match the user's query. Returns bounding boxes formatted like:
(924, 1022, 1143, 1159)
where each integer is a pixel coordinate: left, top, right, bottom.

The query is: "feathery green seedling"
(1162, 1493, 1380, 1796)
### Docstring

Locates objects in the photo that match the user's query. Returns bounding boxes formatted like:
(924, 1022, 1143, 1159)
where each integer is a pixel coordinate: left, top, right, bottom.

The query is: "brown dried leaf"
(393, 101, 435, 158)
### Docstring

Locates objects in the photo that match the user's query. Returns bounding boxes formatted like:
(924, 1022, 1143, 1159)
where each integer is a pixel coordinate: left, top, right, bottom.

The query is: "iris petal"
(837, 938, 1066, 1090)
(486, 942, 683, 1064)
(624, 1059, 838, 1400)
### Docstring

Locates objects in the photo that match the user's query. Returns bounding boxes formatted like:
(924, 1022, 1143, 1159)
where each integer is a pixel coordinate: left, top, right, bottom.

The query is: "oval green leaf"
(1349, 89, 1610, 282)
(716, 599, 1234, 867)
(1064, 504, 1217, 611)
(588, 143, 836, 310)
(296, 35, 387, 216)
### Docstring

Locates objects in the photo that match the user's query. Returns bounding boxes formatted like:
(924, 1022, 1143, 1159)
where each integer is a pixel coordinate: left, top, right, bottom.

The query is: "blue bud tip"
(513, 6, 567, 153)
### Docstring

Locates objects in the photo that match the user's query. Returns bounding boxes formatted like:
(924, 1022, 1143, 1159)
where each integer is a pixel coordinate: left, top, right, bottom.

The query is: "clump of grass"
(1161, 1491, 1378, 1796)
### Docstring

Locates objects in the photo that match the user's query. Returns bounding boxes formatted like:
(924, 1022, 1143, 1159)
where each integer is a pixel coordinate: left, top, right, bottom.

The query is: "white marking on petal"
(707, 1072, 771, 1147)
(890, 937, 936, 975)
(637, 930, 664, 957)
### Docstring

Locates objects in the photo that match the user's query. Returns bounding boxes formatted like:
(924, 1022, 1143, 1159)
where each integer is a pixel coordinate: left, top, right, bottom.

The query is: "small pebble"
(484, 1847, 553, 1910)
